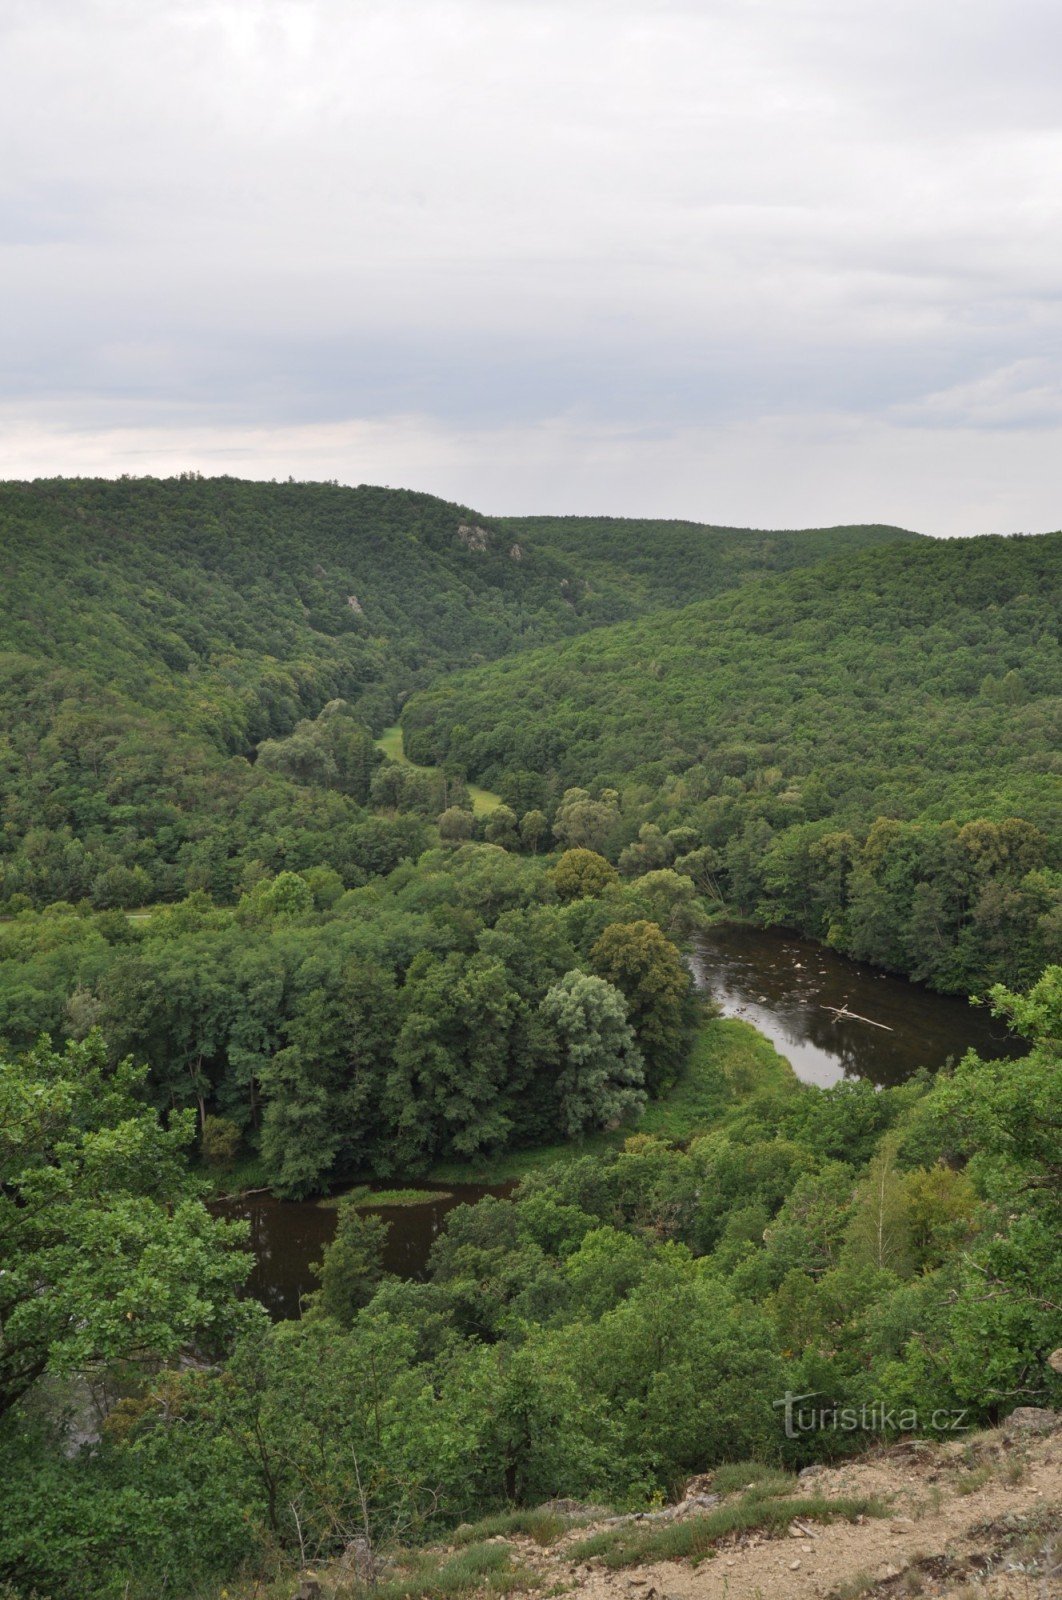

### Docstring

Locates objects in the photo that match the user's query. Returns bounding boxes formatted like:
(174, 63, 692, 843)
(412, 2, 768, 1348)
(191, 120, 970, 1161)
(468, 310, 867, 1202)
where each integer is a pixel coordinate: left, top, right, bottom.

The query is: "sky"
(2, 0, 1060, 535)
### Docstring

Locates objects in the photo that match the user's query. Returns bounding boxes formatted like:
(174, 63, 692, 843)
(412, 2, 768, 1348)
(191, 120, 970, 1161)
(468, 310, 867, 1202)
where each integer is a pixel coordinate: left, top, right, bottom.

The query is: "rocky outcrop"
(457, 523, 491, 551)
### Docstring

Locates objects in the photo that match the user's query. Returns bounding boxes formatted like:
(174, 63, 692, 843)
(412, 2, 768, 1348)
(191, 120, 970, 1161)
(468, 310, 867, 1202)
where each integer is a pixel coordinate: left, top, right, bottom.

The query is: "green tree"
(484, 805, 519, 849)
(519, 809, 549, 854)
(540, 970, 646, 1137)
(307, 1199, 391, 1326)
(589, 920, 692, 1093)
(0, 1034, 253, 1421)
(552, 788, 620, 854)
(549, 847, 619, 901)
(438, 806, 475, 843)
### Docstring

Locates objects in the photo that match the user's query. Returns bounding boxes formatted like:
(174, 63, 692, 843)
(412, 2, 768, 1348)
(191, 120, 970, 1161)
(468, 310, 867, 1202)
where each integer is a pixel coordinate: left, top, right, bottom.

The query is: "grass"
(197, 1153, 271, 1198)
(362, 1540, 539, 1600)
(637, 1018, 796, 1141)
(376, 725, 503, 817)
(568, 1491, 888, 1569)
(317, 1186, 454, 1209)
(955, 1464, 992, 1496)
(451, 1509, 576, 1547)
(710, 1461, 799, 1496)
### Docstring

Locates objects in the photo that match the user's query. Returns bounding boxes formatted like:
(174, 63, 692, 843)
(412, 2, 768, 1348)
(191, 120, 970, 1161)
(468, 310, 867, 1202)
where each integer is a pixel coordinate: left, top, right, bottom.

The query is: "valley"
(0, 477, 1058, 1600)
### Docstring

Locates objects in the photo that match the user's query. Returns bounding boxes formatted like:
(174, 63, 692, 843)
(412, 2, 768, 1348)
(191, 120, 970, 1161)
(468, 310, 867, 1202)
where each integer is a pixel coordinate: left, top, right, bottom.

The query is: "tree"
(553, 788, 620, 854)
(307, 1199, 390, 1326)
(549, 848, 619, 901)
(843, 1135, 912, 1276)
(438, 806, 474, 843)
(0, 1034, 253, 1421)
(519, 810, 549, 854)
(590, 920, 692, 1093)
(484, 805, 519, 850)
(540, 970, 646, 1138)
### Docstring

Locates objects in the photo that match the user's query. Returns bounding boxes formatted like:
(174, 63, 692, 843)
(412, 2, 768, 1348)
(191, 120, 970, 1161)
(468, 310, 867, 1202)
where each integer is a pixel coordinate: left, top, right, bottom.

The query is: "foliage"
(1, 970, 1059, 1599)
(404, 534, 1062, 994)
(0, 1033, 254, 1421)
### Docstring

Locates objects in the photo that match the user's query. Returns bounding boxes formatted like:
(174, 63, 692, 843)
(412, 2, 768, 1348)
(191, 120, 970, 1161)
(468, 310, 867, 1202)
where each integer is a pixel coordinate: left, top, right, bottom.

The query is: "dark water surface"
(220, 925, 1023, 1316)
(690, 922, 1024, 1088)
(213, 1183, 511, 1320)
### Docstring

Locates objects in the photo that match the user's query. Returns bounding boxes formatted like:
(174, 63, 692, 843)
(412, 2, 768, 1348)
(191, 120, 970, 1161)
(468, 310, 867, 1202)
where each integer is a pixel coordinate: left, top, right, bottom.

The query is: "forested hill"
(0, 474, 915, 911)
(499, 514, 922, 611)
(403, 532, 1062, 990)
(0, 478, 917, 743)
(404, 531, 1061, 827)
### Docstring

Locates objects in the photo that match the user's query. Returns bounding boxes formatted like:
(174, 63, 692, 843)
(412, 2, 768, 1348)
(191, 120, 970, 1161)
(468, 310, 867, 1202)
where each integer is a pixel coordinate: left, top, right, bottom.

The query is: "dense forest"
(1, 477, 1059, 1600)
(404, 534, 1062, 992)
(0, 477, 908, 911)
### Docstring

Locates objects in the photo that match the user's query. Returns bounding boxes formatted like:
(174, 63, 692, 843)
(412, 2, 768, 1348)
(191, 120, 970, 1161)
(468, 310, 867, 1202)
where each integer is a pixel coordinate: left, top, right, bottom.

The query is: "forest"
(0, 478, 1059, 1600)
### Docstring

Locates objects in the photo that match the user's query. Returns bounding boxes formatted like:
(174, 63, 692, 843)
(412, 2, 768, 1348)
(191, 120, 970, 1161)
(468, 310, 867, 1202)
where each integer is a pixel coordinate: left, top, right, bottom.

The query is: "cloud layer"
(2, 0, 1060, 533)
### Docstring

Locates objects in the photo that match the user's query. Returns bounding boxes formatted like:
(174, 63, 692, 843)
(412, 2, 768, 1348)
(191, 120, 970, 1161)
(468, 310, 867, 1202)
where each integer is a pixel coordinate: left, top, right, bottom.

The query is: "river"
(219, 924, 1023, 1316)
(689, 922, 1023, 1089)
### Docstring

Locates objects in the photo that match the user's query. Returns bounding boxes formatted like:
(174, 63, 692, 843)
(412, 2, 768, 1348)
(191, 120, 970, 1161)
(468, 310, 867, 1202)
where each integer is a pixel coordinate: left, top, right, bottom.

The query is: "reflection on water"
(213, 1183, 511, 1321)
(690, 923, 1024, 1088)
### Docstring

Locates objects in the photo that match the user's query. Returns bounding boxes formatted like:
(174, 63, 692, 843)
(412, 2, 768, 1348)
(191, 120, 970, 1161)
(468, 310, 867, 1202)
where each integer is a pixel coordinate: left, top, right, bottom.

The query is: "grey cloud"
(1, 1, 1060, 531)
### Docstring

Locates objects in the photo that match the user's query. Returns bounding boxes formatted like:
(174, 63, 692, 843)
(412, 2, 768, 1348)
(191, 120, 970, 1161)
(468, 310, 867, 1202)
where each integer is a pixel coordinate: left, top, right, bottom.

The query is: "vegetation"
(0, 478, 902, 913)
(567, 1489, 887, 1567)
(0, 476, 1058, 1600)
(0, 968, 1057, 1599)
(0, 847, 701, 1195)
(403, 533, 1062, 993)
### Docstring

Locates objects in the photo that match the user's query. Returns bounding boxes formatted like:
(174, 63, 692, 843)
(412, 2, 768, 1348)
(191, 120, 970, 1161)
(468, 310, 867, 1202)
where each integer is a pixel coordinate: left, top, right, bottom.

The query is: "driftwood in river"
(822, 1003, 894, 1031)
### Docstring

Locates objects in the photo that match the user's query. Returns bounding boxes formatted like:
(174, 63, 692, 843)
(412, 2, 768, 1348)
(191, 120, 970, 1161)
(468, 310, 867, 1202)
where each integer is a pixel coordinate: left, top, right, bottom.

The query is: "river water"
(213, 1183, 511, 1320)
(689, 922, 1023, 1089)
(219, 924, 1023, 1316)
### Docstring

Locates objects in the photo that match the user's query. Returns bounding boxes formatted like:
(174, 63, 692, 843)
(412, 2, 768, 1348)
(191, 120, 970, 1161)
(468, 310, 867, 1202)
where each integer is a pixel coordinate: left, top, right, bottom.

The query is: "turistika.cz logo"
(774, 1391, 970, 1439)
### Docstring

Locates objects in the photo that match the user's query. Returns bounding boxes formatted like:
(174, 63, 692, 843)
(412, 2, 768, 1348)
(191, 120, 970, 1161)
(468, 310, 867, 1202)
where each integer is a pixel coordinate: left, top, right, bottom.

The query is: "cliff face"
(287, 1411, 1060, 1600)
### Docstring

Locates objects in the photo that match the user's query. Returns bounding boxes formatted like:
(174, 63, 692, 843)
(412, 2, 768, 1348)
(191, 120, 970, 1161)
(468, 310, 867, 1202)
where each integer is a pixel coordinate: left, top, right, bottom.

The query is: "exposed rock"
(509, 543, 523, 561)
(457, 523, 491, 551)
(1048, 1348, 1062, 1375)
(346, 594, 364, 614)
(541, 1498, 611, 1517)
(336, 1535, 377, 1583)
(1004, 1406, 1058, 1433)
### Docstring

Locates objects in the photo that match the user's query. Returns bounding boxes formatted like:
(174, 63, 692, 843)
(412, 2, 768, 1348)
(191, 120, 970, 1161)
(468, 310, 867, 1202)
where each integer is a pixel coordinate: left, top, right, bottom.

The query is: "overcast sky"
(2, 0, 1060, 534)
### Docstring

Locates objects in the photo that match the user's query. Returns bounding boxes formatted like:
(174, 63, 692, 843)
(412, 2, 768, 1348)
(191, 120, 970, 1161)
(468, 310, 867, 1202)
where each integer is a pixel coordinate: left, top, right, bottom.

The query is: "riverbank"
(202, 1014, 798, 1201)
(423, 1015, 798, 1185)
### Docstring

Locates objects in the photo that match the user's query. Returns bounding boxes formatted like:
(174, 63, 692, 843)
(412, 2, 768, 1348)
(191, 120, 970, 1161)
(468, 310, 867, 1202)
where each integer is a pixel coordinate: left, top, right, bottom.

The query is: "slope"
(403, 532, 1061, 830)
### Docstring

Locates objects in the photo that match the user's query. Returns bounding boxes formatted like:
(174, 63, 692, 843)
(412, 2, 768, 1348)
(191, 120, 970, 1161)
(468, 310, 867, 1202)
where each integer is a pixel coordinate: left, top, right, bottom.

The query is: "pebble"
(789, 1560, 801, 1571)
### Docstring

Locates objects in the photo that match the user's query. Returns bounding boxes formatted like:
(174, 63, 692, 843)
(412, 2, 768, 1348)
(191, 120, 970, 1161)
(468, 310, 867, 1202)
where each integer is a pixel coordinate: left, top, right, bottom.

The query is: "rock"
(789, 1559, 801, 1570)
(1048, 1349, 1062, 1375)
(683, 1472, 715, 1496)
(798, 1464, 823, 1481)
(1005, 1406, 1058, 1433)
(293, 1583, 322, 1600)
(879, 1563, 902, 1580)
(336, 1536, 377, 1583)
